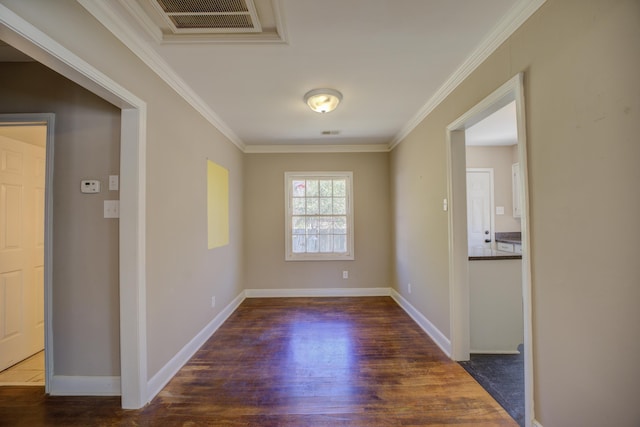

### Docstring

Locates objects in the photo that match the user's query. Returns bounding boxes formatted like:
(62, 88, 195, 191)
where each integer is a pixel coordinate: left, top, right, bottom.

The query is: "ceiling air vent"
(151, 0, 262, 33)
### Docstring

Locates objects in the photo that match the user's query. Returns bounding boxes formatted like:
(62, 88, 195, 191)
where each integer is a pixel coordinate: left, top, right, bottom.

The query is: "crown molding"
(78, 0, 246, 152)
(388, 0, 546, 151)
(244, 143, 390, 154)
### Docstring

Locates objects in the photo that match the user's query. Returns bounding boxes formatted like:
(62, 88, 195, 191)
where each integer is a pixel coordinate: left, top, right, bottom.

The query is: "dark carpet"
(459, 344, 524, 427)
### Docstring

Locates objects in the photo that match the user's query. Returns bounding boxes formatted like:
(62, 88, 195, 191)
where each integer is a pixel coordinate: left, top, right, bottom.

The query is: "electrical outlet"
(211, 296, 216, 308)
(342, 270, 349, 279)
(408, 283, 412, 294)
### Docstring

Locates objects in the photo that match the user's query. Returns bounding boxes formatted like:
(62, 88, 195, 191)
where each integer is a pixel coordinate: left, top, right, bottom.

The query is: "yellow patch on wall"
(207, 160, 229, 249)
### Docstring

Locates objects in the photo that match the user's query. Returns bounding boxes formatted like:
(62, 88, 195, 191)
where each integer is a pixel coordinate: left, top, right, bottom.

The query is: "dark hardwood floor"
(0, 297, 517, 426)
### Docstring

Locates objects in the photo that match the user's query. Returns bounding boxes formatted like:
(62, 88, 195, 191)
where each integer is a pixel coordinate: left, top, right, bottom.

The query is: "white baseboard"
(470, 349, 521, 355)
(49, 375, 121, 396)
(390, 289, 452, 357)
(244, 287, 392, 298)
(146, 290, 246, 401)
(533, 420, 543, 427)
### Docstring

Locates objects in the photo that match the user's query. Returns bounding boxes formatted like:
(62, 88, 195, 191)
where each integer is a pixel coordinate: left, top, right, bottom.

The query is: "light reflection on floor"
(283, 318, 357, 412)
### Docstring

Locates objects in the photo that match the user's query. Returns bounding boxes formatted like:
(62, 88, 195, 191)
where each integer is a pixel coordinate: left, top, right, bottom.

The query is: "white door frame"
(446, 73, 534, 425)
(0, 114, 54, 389)
(465, 168, 495, 249)
(0, 6, 148, 408)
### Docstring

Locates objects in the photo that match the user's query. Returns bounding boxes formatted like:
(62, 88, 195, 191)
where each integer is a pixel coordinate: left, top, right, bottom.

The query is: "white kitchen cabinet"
(497, 242, 515, 252)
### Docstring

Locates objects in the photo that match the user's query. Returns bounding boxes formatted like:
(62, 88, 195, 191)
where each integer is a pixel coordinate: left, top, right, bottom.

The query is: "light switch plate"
(109, 175, 119, 191)
(496, 206, 505, 215)
(104, 200, 120, 218)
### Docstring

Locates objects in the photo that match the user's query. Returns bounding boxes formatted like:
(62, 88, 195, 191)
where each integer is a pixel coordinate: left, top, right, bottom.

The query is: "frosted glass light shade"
(304, 88, 343, 113)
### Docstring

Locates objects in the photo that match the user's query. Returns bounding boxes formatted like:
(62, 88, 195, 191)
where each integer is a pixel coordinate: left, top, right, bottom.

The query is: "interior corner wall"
(390, 0, 640, 425)
(0, 0, 246, 381)
(0, 62, 121, 376)
(244, 152, 391, 291)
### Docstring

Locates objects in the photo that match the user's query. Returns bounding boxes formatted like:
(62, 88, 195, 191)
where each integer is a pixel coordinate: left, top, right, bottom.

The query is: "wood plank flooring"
(0, 297, 517, 426)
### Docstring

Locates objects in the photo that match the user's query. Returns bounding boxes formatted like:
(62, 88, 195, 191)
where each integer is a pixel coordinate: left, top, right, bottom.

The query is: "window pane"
(334, 216, 347, 234)
(292, 216, 306, 234)
(293, 180, 306, 197)
(333, 179, 345, 196)
(306, 216, 319, 234)
(318, 218, 333, 234)
(306, 235, 319, 252)
(292, 198, 305, 215)
(319, 180, 333, 197)
(319, 197, 332, 214)
(333, 235, 346, 253)
(306, 197, 319, 214)
(286, 172, 352, 261)
(306, 180, 319, 197)
(319, 235, 333, 252)
(292, 235, 306, 253)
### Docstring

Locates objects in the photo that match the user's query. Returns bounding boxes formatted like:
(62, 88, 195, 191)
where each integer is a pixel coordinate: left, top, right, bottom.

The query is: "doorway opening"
(446, 73, 533, 426)
(0, 115, 53, 389)
(1, 5, 147, 407)
(461, 100, 524, 425)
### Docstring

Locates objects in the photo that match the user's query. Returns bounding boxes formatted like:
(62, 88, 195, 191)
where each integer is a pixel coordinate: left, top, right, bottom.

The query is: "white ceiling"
(465, 100, 518, 146)
(16, 0, 540, 152)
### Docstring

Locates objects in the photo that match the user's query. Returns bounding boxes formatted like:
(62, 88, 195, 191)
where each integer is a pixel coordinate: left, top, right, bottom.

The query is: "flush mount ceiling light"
(304, 88, 343, 113)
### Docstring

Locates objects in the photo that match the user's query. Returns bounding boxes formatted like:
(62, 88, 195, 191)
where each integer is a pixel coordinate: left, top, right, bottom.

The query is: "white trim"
(533, 421, 543, 427)
(470, 350, 521, 355)
(0, 4, 148, 409)
(514, 72, 536, 427)
(245, 287, 391, 298)
(146, 291, 246, 401)
(78, 0, 245, 151)
(244, 144, 390, 154)
(389, 0, 546, 150)
(0, 113, 55, 393)
(49, 375, 121, 396)
(284, 171, 355, 262)
(446, 72, 535, 426)
(119, 108, 148, 409)
(390, 289, 452, 357)
(446, 129, 470, 361)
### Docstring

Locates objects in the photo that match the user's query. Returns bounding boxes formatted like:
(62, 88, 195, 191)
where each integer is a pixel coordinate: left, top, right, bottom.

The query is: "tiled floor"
(459, 345, 525, 427)
(0, 351, 45, 386)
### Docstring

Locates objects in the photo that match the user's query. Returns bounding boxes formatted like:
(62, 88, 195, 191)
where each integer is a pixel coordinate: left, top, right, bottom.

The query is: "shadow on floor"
(459, 344, 524, 427)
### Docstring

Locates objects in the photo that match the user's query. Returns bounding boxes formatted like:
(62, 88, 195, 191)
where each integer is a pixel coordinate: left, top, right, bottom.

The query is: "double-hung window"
(285, 172, 354, 261)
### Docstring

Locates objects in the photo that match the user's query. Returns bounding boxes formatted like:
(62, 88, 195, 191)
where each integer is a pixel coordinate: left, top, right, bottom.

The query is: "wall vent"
(151, 0, 262, 33)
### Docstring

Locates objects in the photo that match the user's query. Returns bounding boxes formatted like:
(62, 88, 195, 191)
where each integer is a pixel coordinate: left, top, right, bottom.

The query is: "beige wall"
(466, 145, 521, 233)
(391, 0, 640, 425)
(245, 153, 391, 290)
(0, 0, 245, 379)
(0, 62, 121, 376)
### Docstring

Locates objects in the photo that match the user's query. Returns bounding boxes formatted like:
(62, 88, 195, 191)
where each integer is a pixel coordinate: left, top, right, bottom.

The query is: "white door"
(0, 134, 45, 371)
(466, 169, 493, 249)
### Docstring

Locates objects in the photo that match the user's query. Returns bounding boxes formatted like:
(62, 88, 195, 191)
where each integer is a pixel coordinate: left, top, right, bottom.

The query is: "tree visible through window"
(285, 172, 354, 261)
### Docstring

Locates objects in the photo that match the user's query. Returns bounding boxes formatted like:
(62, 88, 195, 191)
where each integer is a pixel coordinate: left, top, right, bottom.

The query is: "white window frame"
(285, 171, 354, 261)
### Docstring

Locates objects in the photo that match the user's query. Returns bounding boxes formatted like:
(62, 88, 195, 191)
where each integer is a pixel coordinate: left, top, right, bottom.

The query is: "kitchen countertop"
(468, 247, 522, 260)
(494, 232, 522, 245)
